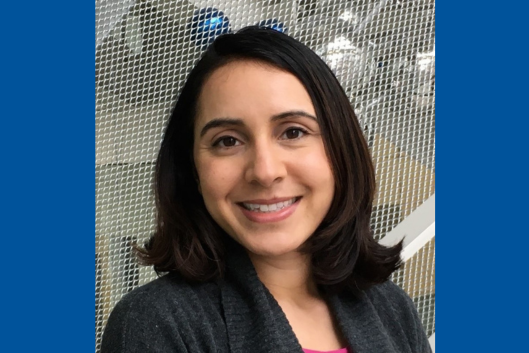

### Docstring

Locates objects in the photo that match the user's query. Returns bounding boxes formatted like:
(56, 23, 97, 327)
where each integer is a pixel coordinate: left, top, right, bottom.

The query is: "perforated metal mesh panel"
(96, 0, 435, 351)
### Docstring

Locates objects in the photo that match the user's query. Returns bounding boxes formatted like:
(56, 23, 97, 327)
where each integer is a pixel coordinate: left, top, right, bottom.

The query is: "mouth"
(237, 196, 302, 213)
(236, 197, 302, 223)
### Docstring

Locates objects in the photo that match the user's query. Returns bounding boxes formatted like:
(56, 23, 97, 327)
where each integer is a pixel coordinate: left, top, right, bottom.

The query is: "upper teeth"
(242, 198, 297, 212)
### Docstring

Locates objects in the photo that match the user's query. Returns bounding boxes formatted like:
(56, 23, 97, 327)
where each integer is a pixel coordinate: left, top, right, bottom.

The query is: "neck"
(248, 251, 320, 304)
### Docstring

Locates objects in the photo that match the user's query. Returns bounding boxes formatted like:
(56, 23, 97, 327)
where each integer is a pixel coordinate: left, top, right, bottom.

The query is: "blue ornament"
(257, 19, 287, 34)
(189, 7, 231, 49)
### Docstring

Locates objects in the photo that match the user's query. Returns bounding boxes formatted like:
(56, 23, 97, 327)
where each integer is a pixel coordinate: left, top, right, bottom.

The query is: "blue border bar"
(437, 1, 528, 351)
(1, 2, 95, 351)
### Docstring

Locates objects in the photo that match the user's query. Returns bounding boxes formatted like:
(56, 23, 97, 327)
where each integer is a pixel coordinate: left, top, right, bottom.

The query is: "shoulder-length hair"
(137, 26, 402, 294)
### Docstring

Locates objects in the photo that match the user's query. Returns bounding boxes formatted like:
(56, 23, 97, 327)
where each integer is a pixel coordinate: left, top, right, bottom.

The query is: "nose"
(244, 139, 287, 188)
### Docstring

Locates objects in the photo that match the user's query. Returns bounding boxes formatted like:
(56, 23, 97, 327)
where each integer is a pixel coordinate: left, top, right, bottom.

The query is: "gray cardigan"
(101, 245, 431, 353)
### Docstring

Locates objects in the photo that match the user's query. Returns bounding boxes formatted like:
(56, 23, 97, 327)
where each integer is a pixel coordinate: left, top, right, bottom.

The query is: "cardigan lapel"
(219, 243, 303, 353)
(219, 241, 398, 353)
(328, 291, 398, 353)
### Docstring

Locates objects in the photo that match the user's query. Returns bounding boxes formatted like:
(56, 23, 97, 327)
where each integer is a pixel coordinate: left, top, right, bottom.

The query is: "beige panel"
(372, 133, 435, 217)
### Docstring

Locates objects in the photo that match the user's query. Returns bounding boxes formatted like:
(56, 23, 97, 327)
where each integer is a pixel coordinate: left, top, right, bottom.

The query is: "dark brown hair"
(137, 26, 402, 294)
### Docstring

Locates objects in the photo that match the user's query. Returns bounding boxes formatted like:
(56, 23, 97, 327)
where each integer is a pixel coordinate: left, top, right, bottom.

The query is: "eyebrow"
(199, 110, 318, 137)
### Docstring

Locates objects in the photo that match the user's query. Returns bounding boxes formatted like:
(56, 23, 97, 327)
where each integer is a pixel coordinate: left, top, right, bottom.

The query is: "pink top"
(302, 348, 349, 353)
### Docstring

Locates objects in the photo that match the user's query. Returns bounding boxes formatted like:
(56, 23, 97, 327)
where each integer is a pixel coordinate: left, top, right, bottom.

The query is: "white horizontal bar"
(378, 193, 435, 261)
(401, 221, 435, 262)
(429, 333, 435, 352)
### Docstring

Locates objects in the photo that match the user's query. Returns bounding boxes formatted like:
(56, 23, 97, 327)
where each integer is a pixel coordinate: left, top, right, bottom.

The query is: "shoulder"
(115, 273, 220, 309)
(106, 274, 221, 326)
(364, 280, 431, 353)
(101, 274, 226, 353)
(365, 280, 418, 319)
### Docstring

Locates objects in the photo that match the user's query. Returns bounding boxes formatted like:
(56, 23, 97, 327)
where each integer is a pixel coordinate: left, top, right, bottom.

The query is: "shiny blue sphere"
(189, 7, 231, 49)
(257, 19, 287, 33)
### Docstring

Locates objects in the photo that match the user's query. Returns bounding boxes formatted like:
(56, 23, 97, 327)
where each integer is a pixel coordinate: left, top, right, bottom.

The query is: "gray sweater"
(101, 246, 431, 353)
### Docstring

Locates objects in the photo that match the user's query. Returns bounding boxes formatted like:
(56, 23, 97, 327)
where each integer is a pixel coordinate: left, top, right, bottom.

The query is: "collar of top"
(218, 241, 397, 353)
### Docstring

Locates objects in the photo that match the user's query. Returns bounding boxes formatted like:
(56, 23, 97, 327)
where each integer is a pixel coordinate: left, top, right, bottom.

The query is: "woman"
(102, 26, 431, 353)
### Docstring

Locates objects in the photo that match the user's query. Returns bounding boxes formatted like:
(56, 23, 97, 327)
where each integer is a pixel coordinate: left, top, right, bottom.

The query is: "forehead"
(196, 60, 315, 125)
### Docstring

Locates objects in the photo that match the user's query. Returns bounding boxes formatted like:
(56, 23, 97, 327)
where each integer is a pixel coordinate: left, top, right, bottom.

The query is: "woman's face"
(193, 61, 335, 258)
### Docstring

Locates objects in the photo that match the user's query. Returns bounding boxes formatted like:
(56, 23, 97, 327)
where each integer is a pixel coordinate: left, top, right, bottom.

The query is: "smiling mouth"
(238, 197, 302, 213)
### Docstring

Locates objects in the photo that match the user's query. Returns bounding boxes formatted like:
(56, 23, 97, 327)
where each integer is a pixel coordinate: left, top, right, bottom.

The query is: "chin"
(241, 233, 307, 258)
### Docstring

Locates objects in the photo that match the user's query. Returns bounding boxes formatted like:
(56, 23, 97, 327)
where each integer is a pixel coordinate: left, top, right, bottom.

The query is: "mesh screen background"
(96, 0, 435, 351)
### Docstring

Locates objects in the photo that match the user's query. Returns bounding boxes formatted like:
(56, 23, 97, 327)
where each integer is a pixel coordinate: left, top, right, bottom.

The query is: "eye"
(281, 127, 307, 140)
(213, 136, 241, 148)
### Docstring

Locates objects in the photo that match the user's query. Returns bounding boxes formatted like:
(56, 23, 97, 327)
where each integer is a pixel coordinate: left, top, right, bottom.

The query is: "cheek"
(297, 147, 335, 188)
(196, 157, 240, 203)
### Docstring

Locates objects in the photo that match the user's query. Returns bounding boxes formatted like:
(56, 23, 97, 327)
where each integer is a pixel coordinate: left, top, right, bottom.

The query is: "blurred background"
(96, 0, 435, 351)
